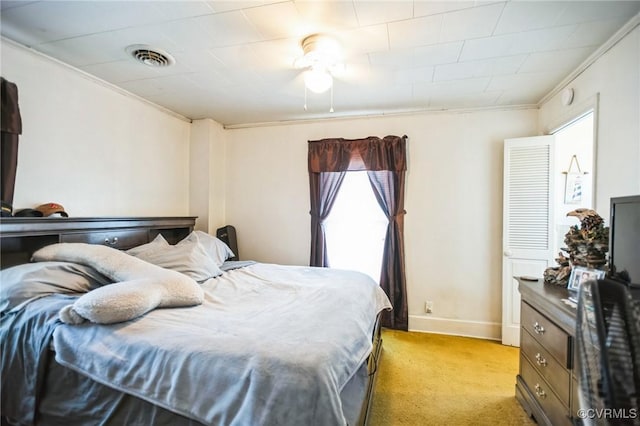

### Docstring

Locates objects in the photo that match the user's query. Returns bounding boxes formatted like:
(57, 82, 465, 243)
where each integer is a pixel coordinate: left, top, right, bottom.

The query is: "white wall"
(539, 25, 640, 220)
(190, 118, 226, 232)
(225, 109, 539, 338)
(1, 40, 192, 217)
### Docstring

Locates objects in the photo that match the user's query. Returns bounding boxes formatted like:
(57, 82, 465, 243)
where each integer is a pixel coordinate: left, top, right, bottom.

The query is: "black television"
(608, 195, 640, 285)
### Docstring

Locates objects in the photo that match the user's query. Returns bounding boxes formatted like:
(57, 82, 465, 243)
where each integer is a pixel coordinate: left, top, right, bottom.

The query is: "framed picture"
(567, 266, 605, 291)
(564, 172, 583, 204)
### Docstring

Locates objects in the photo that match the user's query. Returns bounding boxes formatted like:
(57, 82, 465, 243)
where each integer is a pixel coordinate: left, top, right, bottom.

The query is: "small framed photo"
(564, 173, 584, 204)
(567, 266, 605, 291)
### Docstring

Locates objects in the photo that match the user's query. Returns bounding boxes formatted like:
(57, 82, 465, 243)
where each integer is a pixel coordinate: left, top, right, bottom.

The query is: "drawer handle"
(534, 384, 547, 399)
(533, 322, 545, 335)
(535, 353, 547, 367)
(104, 237, 119, 246)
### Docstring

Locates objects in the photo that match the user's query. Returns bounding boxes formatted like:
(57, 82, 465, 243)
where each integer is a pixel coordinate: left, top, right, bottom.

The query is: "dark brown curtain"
(367, 169, 407, 330)
(309, 171, 346, 267)
(308, 135, 408, 330)
(1, 77, 22, 209)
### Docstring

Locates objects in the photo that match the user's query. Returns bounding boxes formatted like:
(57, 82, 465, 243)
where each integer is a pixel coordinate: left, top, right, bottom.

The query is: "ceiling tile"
(80, 60, 162, 83)
(439, 2, 505, 43)
(294, 0, 360, 34)
(368, 47, 414, 69)
(36, 32, 130, 67)
(195, 9, 264, 47)
(433, 55, 527, 82)
(428, 90, 502, 109)
(248, 38, 303, 72)
(394, 66, 435, 84)
(459, 25, 578, 61)
(243, 2, 303, 39)
(205, 1, 281, 14)
(153, 17, 223, 52)
(0, 1, 38, 11)
(352, 0, 414, 27)
(184, 69, 235, 89)
(413, 77, 492, 99)
(561, 17, 631, 49)
(387, 14, 443, 49)
(335, 24, 389, 56)
(555, 1, 640, 26)
(496, 84, 553, 105)
(170, 50, 226, 73)
(414, 1, 476, 18)
(487, 72, 555, 92)
(494, 1, 569, 35)
(518, 46, 592, 74)
(209, 44, 261, 69)
(412, 42, 463, 67)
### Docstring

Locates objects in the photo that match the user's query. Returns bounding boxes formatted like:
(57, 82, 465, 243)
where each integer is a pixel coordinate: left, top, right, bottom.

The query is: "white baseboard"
(502, 325, 521, 347)
(408, 314, 502, 341)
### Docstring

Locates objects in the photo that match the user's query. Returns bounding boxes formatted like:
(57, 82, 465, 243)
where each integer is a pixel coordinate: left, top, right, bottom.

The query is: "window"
(324, 171, 387, 283)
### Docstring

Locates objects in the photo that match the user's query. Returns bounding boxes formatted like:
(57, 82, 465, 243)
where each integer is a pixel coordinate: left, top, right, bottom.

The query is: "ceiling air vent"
(126, 44, 175, 67)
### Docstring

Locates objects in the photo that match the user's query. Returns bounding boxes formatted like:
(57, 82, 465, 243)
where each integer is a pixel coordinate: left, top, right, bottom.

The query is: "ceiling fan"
(293, 33, 345, 94)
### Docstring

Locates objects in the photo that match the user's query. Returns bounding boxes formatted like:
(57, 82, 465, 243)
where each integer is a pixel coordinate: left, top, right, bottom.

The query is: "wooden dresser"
(516, 278, 579, 426)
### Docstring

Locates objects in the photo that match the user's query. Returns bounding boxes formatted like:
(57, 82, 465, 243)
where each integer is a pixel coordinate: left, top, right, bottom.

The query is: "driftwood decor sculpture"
(543, 208, 609, 287)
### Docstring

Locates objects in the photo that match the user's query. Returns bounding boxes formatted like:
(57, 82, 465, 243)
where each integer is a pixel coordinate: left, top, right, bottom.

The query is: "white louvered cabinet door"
(502, 136, 555, 347)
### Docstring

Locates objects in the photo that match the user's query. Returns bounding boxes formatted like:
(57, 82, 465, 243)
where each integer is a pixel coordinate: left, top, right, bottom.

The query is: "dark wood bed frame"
(0, 216, 382, 426)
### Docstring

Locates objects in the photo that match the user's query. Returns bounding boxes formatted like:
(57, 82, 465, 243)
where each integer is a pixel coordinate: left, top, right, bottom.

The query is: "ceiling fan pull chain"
(329, 84, 334, 113)
(304, 86, 308, 111)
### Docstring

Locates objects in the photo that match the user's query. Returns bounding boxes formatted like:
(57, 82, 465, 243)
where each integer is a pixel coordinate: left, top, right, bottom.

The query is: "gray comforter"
(4, 261, 391, 425)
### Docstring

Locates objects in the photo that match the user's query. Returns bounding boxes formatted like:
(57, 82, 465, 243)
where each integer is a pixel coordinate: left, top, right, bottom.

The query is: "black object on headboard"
(0, 217, 196, 269)
(216, 225, 239, 261)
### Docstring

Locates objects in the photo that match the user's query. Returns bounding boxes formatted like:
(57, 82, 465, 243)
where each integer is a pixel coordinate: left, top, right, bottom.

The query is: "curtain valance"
(308, 135, 407, 173)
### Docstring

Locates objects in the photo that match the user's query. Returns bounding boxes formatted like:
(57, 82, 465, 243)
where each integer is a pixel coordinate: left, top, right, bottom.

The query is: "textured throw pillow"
(182, 231, 235, 266)
(126, 233, 169, 256)
(129, 237, 223, 282)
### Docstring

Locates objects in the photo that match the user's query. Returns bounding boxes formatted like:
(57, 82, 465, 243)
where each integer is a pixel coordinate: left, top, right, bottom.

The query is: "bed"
(0, 217, 390, 426)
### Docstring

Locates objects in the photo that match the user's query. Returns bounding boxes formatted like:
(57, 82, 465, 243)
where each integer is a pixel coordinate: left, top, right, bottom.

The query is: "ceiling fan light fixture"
(304, 68, 333, 94)
(297, 34, 343, 94)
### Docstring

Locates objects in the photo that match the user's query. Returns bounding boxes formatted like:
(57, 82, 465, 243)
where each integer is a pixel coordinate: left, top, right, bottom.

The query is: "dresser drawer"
(521, 355, 572, 426)
(521, 302, 570, 367)
(521, 328, 570, 404)
(61, 229, 148, 250)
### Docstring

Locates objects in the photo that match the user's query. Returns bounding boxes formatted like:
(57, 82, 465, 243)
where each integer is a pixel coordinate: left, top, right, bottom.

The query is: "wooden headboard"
(0, 217, 196, 269)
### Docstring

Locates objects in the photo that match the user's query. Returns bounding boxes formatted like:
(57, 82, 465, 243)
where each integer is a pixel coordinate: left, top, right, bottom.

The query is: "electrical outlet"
(425, 301, 433, 314)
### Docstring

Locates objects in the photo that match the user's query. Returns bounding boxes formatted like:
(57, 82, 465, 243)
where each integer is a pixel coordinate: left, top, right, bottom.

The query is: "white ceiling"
(2, 1, 639, 127)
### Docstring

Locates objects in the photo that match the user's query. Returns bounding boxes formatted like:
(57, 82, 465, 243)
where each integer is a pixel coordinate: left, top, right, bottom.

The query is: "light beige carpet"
(368, 329, 536, 426)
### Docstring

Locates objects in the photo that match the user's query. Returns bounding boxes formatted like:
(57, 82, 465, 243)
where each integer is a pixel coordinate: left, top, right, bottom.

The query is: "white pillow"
(128, 237, 223, 282)
(126, 234, 169, 256)
(181, 231, 235, 266)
